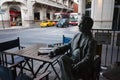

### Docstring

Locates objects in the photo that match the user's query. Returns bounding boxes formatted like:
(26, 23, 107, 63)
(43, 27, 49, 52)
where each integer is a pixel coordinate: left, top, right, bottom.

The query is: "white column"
(40, 8, 47, 20)
(50, 11, 54, 20)
(91, 0, 114, 29)
(40, 8, 45, 21)
(25, 0, 34, 27)
(78, 0, 86, 24)
(43, 8, 47, 20)
(0, 4, 10, 27)
(40, 9, 43, 21)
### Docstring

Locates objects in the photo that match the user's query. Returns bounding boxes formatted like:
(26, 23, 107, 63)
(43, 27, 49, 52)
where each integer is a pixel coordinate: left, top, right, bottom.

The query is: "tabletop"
(3, 43, 61, 80)
(7, 43, 60, 63)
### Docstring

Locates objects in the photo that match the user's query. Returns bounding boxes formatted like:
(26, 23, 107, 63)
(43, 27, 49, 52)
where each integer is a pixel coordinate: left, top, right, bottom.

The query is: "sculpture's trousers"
(58, 55, 76, 80)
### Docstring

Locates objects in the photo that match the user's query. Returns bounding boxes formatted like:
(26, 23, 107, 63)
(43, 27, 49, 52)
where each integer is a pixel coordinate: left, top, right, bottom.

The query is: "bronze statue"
(49, 16, 97, 80)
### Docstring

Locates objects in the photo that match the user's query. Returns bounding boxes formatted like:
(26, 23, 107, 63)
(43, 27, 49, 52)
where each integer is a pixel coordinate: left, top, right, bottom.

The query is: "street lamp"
(0, 6, 5, 29)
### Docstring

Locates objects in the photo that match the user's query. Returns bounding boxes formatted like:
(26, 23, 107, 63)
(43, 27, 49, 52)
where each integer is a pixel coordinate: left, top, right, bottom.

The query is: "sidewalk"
(0, 26, 29, 29)
(0, 26, 33, 31)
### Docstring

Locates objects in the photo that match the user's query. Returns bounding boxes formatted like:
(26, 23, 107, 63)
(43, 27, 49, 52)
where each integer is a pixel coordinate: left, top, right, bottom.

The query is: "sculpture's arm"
(48, 43, 71, 58)
(54, 43, 71, 55)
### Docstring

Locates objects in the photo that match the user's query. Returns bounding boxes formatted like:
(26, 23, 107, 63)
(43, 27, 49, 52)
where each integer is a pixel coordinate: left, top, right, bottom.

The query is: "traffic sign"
(0, 9, 5, 14)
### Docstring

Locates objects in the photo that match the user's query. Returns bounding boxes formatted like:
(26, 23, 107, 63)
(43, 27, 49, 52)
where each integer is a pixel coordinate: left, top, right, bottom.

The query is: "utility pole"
(0, 6, 5, 29)
(78, 0, 85, 25)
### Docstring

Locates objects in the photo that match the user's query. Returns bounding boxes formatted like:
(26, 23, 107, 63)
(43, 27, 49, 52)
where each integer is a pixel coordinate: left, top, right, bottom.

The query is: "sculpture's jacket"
(53, 32, 97, 80)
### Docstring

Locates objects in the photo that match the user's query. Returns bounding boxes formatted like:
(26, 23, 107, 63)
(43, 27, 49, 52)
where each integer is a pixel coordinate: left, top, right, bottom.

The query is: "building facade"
(0, 0, 74, 28)
(78, 0, 120, 30)
(72, 2, 78, 13)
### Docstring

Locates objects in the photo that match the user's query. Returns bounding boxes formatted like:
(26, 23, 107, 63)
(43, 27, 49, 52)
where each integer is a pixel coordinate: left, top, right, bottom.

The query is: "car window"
(70, 18, 77, 21)
(42, 21, 48, 23)
(59, 19, 66, 23)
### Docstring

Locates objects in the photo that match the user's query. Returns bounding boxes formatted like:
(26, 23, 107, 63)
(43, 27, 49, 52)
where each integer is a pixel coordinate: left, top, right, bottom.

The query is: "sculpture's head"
(78, 16, 94, 33)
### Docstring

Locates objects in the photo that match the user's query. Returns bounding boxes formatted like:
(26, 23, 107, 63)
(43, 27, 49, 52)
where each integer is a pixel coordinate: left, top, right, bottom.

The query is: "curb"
(0, 27, 31, 32)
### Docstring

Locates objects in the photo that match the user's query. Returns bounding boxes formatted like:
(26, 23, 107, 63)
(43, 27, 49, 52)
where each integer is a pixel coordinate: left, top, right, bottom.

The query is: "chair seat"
(7, 56, 25, 64)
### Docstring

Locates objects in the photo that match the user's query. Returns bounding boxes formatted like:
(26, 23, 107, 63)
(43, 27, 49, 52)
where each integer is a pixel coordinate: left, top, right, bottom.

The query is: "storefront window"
(34, 12, 40, 21)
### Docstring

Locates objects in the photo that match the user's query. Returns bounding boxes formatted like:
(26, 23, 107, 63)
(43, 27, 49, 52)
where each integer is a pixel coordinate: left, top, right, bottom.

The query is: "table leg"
(26, 60, 35, 76)
(50, 63, 61, 80)
(17, 58, 35, 77)
(33, 62, 46, 78)
(43, 63, 50, 73)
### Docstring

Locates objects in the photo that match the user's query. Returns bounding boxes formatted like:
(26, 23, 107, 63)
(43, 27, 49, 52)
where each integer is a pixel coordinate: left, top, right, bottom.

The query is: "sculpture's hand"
(48, 51, 56, 58)
(72, 64, 79, 73)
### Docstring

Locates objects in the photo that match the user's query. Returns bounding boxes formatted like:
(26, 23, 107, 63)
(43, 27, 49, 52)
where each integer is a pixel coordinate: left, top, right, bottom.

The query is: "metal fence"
(92, 29, 120, 67)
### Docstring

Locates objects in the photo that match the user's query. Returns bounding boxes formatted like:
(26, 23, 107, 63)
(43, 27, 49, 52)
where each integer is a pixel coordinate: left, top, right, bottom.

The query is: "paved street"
(0, 26, 79, 46)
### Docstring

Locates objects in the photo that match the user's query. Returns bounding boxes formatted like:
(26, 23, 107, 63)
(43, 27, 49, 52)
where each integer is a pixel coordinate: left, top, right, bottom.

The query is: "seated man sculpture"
(49, 16, 97, 80)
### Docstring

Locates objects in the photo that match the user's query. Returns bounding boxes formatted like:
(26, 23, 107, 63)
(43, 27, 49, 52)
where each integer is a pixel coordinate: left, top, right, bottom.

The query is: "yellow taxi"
(40, 20, 54, 27)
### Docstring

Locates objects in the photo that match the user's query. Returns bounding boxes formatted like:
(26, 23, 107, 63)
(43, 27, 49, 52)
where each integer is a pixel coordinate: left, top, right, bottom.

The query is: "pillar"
(50, 10, 54, 20)
(0, 4, 10, 28)
(23, 0, 34, 27)
(91, 0, 114, 29)
(40, 7, 47, 20)
(78, 0, 86, 24)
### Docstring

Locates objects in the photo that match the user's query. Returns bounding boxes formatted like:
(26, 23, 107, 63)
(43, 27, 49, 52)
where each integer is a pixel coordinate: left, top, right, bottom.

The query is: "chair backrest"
(0, 65, 14, 80)
(63, 35, 72, 44)
(0, 37, 20, 51)
(0, 37, 21, 66)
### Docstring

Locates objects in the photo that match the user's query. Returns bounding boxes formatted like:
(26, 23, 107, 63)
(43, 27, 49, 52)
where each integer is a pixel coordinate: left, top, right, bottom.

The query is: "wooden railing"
(92, 29, 120, 67)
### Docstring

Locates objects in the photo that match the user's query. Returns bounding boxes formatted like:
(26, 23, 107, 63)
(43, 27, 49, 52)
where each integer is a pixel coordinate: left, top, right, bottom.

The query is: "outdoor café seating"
(0, 37, 25, 66)
(0, 37, 55, 80)
(0, 37, 60, 80)
(0, 37, 33, 74)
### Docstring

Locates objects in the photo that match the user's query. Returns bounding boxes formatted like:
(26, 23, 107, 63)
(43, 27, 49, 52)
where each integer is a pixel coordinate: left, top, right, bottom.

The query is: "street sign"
(0, 9, 5, 14)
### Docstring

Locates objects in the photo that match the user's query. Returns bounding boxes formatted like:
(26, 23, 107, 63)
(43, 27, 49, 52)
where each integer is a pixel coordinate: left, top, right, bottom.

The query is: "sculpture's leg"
(58, 55, 75, 80)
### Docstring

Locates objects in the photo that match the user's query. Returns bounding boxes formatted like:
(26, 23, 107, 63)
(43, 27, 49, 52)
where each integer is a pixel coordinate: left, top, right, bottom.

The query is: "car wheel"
(67, 24, 69, 27)
(63, 24, 67, 28)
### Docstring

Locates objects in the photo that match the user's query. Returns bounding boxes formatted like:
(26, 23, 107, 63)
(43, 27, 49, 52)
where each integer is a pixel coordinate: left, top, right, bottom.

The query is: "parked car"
(53, 20, 59, 25)
(56, 18, 69, 28)
(69, 19, 78, 26)
(40, 20, 54, 27)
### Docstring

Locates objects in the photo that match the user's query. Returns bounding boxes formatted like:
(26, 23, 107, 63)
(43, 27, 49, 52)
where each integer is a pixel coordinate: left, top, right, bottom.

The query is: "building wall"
(78, 0, 115, 29)
(0, 0, 73, 28)
(73, 2, 78, 13)
(91, 0, 114, 29)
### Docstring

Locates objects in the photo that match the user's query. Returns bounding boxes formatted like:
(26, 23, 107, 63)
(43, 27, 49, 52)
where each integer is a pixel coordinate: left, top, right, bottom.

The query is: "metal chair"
(0, 65, 51, 80)
(0, 37, 25, 66)
(0, 65, 16, 80)
(48, 35, 72, 47)
(62, 35, 72, 44)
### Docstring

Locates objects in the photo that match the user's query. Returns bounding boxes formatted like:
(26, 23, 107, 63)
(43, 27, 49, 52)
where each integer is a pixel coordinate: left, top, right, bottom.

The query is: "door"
(112, 0, 120, 30)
